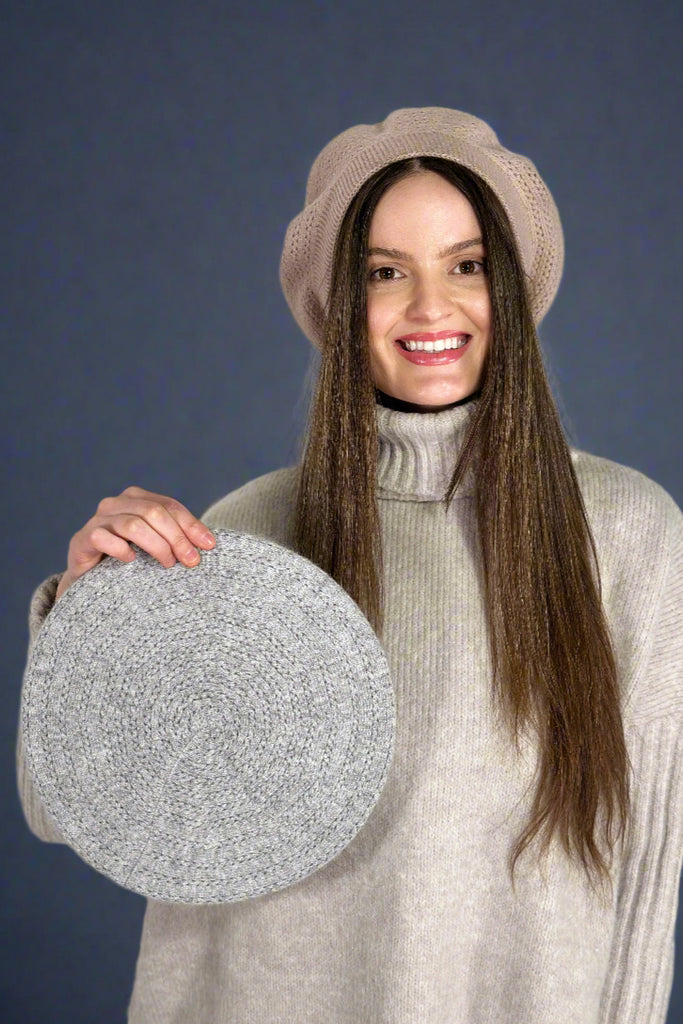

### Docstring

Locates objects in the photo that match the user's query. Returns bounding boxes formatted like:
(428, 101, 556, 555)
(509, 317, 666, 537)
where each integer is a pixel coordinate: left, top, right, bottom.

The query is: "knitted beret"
(279, 107, 564, 348)
(21, 529, 395, 903)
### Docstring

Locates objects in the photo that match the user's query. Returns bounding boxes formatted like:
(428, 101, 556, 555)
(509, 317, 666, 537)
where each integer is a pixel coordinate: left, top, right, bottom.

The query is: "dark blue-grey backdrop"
(2, 1, 681, 1021)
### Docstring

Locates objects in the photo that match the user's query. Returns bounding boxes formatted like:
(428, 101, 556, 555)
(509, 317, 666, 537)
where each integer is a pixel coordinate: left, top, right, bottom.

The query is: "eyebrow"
(367, 237, 484, 261)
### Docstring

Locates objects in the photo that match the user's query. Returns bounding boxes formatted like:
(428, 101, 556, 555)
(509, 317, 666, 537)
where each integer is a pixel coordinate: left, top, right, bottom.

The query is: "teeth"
(401, 336, 468, 352)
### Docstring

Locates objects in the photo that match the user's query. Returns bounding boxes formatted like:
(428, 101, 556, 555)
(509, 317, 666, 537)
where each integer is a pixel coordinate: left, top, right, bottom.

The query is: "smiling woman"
(17, 108, 683, 1024)
(365, 169, 491, 409)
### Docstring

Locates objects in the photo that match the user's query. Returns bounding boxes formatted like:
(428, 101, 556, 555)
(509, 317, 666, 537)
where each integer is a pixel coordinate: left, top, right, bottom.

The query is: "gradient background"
(2, 1, 681, 1020)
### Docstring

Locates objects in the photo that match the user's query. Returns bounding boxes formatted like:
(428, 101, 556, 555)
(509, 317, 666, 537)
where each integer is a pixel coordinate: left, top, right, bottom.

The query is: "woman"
(18, 108, 683, 1023)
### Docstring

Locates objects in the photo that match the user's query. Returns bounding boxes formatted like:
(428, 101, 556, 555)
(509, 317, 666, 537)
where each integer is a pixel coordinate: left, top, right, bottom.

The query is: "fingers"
(58, 488, 217, 599)
(94, 495, 215, 568)
(89, 515, 196, 570)
(71, 524, 137, 568)
(119, 487, 216, 553)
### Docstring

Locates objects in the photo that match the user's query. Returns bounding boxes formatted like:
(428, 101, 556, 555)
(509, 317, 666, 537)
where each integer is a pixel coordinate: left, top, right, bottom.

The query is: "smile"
(394, 334, 472, 365)
(397, 335, 469, 352)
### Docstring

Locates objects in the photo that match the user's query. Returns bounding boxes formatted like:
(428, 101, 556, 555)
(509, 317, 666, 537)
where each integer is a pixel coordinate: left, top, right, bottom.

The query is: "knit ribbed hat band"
(279, 108, 564, 348)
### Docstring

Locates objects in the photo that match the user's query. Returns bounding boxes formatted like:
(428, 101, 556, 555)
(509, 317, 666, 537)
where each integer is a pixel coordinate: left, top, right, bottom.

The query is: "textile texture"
(279, 107, 564, 347)
(17, 400, 683, 1023)
(20, 530, 394, 903)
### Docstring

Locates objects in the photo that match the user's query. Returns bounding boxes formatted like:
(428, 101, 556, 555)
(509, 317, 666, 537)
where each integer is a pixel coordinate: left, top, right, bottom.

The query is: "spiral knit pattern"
(20, 529, 394, 903)
(279, 107, 564, 347)
(17, 405, 683, 1022)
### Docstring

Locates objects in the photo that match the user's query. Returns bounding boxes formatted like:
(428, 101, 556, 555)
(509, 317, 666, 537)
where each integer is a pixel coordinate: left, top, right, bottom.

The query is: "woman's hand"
(55, 486, 216, 601)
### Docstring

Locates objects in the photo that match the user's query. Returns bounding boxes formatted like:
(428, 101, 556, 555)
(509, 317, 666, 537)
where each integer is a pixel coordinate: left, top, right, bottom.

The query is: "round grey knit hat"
(280, 107, 564, 348)
(21, 529, 395, 904)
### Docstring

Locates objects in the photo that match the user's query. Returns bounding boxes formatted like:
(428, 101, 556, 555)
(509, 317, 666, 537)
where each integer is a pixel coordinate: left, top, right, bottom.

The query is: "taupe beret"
(280, 107, 564, 348)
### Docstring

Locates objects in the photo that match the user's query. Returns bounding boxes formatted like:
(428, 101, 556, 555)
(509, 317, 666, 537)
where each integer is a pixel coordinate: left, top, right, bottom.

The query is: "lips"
(393, 336, 472, 365)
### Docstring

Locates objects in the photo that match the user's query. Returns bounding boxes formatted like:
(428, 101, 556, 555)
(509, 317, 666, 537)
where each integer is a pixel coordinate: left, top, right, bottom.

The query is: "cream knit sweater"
(17, 401, 683, 1023)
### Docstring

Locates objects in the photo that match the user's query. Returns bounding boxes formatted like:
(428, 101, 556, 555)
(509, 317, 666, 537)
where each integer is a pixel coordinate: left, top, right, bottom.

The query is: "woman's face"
(366, 170, 491, 412)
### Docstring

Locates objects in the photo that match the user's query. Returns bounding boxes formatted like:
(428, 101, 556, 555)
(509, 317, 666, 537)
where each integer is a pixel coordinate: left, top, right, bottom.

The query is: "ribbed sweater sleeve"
(601, 721, 683, 1022)
(600, 499, 683, 1022)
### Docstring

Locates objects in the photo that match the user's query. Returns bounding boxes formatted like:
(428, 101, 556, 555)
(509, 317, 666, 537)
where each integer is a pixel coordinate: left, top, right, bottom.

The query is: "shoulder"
(572, 449, 681, 575)
(571, 447, 682, 595)
(201, 466, 300, 549)
(572, 449, 679, 527)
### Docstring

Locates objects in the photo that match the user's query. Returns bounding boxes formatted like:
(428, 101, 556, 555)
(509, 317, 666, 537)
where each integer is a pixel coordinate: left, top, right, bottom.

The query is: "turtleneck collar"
(376, 398, 478, 502)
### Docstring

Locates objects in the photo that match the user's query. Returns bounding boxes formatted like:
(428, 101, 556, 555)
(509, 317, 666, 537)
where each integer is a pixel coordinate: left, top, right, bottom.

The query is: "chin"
(378, 389, 480, 412)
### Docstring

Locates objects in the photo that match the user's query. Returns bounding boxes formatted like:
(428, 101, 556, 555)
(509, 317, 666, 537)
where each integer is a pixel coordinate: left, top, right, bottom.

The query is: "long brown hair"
(294, 157, 630, 888)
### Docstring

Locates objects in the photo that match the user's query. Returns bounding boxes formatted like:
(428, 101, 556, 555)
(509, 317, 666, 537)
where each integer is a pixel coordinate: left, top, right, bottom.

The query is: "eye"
(453, 258, 487, 276)
(369, 266, 404, 282)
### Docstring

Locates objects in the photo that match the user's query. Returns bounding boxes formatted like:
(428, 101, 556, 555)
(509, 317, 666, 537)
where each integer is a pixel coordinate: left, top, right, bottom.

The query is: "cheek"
(471, 280, 491, 315)
(366, 294, 385, 342)
(474, 287, 492, 330)
(461, 286, 491, 330)
(365, 300, 393, 386)
(366, 288, 402, 341)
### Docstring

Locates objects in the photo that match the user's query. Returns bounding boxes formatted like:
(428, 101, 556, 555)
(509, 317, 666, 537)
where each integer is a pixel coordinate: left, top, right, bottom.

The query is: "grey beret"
(279, 106, 564, 348)
(21, 530, 395, 904)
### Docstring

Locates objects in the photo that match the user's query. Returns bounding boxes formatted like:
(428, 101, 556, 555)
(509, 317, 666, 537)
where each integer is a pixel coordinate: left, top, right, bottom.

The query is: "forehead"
(368, 170, 481, 246)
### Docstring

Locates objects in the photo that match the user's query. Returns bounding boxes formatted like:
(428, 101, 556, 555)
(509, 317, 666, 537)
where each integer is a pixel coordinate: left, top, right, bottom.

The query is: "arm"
(16, 573, 66, 842)
(600, 498, 683, 1022)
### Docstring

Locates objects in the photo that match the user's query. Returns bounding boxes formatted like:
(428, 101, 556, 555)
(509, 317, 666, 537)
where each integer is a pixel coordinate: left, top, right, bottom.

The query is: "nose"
(405, 273, 454, 324)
